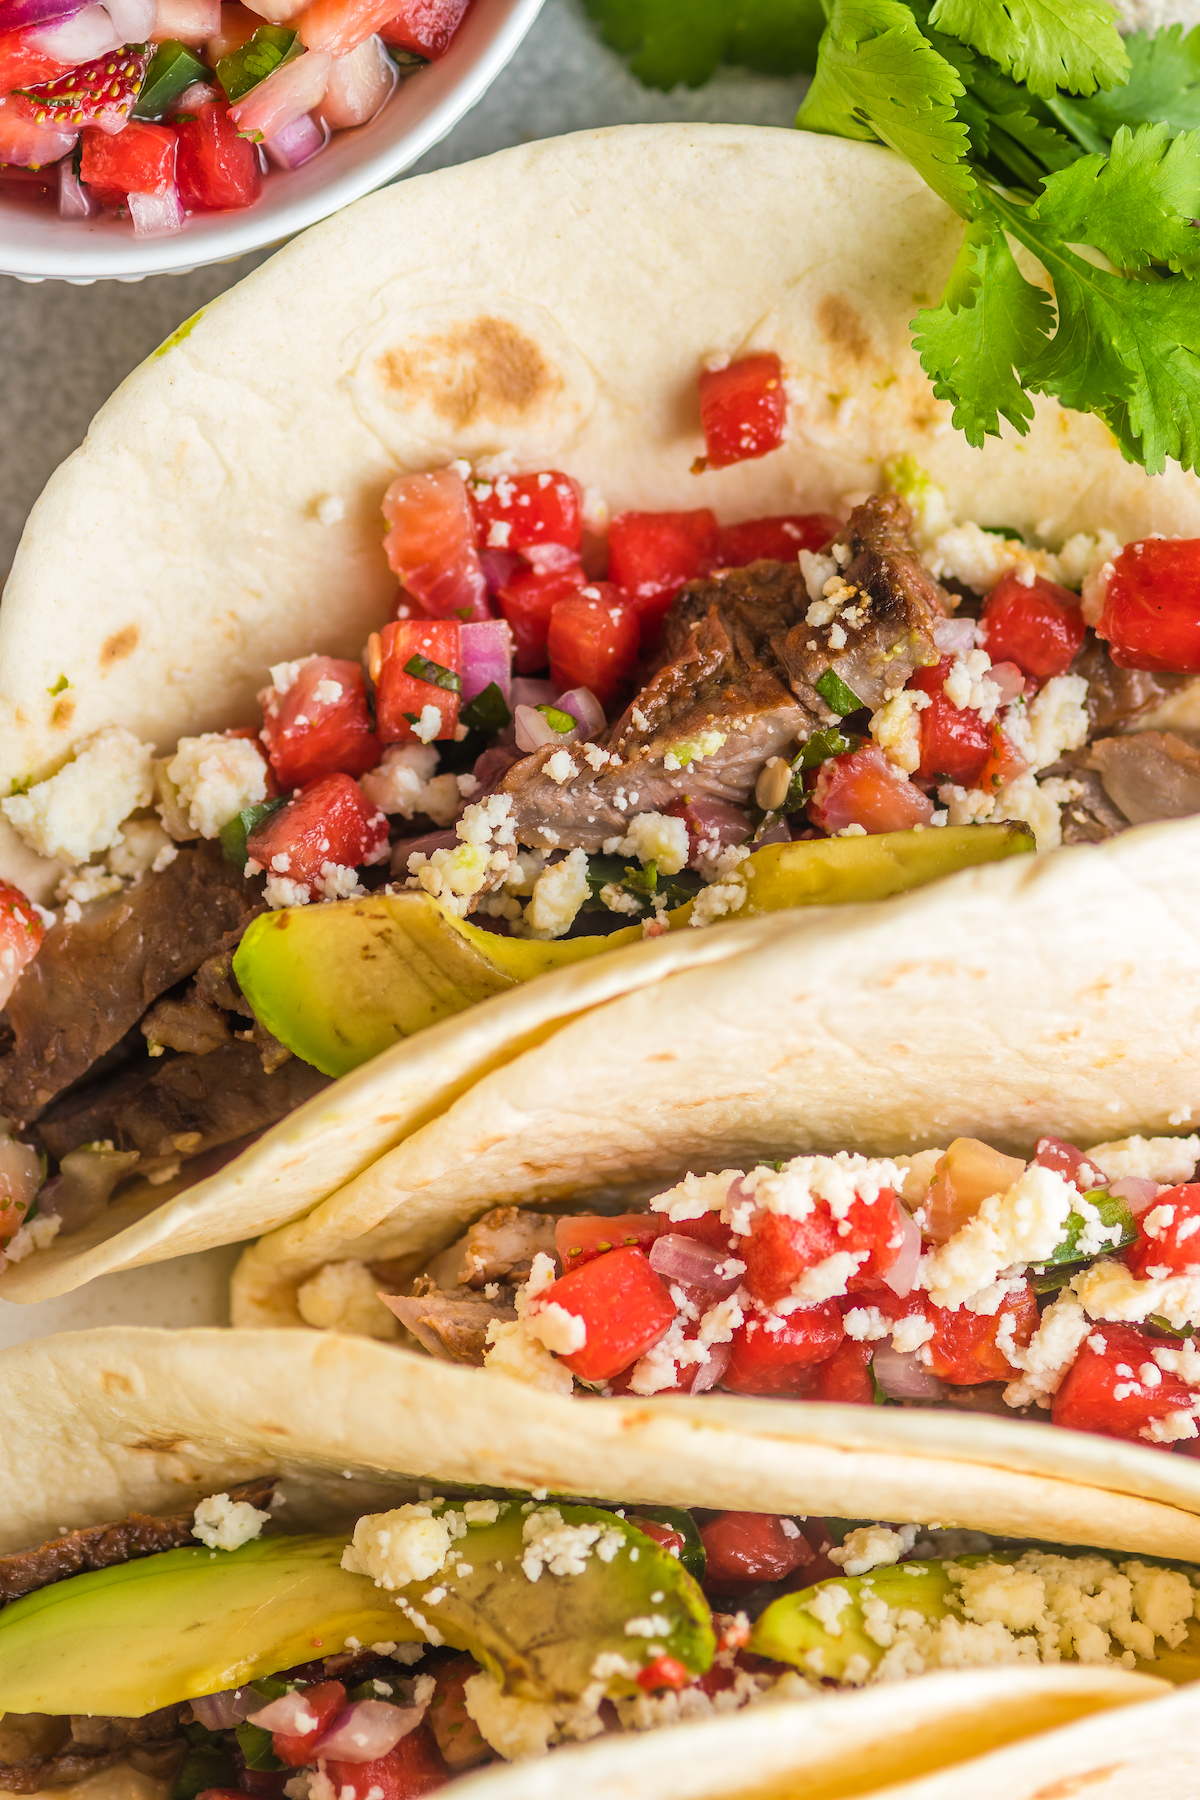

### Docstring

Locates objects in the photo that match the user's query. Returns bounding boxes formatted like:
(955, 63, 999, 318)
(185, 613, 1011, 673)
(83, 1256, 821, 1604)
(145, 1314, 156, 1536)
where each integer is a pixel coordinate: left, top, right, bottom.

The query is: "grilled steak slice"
(384, 1281, 516, 1364)
(1059, 770, 1131, 845)
(68, 1711, 185, 1754)
(0, 1478, 276, 1604)
(0, 1712, 186, 1792)
(0, 1747, 125, 1792)
(772, 493, 943, 716)
(1069, 633, 1190, 734)
(457, 1207, 559, 1288)
(501, 563, 811, 849)
(1087, 731, 1200, 826)
(140, 989, 233, 1057)
(36, 1041, 328, 1168)
(0, 844, 265, 1124)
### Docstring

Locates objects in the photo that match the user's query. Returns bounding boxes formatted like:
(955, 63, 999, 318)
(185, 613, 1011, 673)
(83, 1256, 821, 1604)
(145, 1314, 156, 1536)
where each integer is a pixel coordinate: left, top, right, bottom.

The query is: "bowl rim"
(0, 0, 546, 284)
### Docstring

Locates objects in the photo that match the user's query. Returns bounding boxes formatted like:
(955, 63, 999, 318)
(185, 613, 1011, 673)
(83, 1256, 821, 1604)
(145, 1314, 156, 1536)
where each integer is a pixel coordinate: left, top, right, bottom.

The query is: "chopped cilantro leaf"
(220, 796, 287, 869)
(814, 668, 866, 715)
(1054, 24, 1200, 142)
(928, 0, 1127, 100)
(46, 673, 70, 696)
(786, 725, 859, 806)
(1030, 121, 1200, 277)
(459, 681, 512, 736)
(582, 0, 824, 89)
(403, 653, 461, 694)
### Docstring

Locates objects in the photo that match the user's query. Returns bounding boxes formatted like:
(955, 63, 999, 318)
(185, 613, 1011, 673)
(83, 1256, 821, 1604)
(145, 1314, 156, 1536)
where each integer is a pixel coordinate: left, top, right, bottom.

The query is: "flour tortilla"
(0, 1327, 1182, 1800)
(5, 123, 1200, 1301)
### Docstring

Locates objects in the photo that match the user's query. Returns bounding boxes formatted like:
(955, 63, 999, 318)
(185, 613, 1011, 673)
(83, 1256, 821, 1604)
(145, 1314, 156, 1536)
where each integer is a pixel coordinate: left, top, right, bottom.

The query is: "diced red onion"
(555, 686, 606, 738)
(471, 744, 522, 793)
(692, 1337, 732, 1394)
(753, 817, 791, 847)
(57, 158, 98, 218)
(649, 1233, 742, 1298)
(514, 703, 578, 753)
(30, 3, 121, 60)
(932, 617, 976, 656)
(872, 1343, 945, 1402)
(510, 677, 558, 711)
(230, 48, 332, 143)
(151, 0, 219, 42)
(320, 33, 395, 130)
(1111, 1176, 1161, 1216)
(102, 0, 156, 37)
(247, 1689, 321, 1734)
(312, 1701, 424, 1762)
(480, 548, 521, 593)
(129, 184, 184, 236)
(172, 79, 221, 110)
(460, 619, 514, 705)
(263, 109, 327, 169)
(881, 1203, 922, 1298)
(190, 1687, 258, 1730)
(988, 660, 1026, 707)
(1, 0, 85, 30)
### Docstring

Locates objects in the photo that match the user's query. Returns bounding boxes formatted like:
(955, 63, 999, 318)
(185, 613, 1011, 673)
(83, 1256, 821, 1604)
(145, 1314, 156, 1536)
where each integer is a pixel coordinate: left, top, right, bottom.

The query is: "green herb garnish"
(404, 653, 462, 694)
(583, 0, 825, 88)
(536, 702, 579, 733)
(216, 24, 298, 101)
(46, 674, 69, 696)
(815, 668, 865, 716)
(233, 1723, 284, 1773)
(459, 681, 513, 736)
(220, 796, 287, 870)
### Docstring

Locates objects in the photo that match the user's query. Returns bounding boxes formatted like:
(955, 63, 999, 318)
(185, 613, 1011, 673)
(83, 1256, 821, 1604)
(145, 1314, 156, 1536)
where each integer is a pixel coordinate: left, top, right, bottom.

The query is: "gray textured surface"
(0, 0, 807, 575)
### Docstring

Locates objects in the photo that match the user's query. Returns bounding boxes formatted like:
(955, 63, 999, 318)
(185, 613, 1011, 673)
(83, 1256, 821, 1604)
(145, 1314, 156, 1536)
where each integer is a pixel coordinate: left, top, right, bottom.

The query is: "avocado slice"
(751, 1557, 1200, 1686)
(0, 1536, 416, 1716)
(235, 823, 1033, 1077)
(0, 1503, 713, 1719)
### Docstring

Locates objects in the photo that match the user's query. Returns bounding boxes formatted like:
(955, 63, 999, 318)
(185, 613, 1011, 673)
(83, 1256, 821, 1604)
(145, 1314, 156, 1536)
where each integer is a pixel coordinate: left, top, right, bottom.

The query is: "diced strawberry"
(427, 1656, 489, 1770)
(916, 694, 992, 787)
(0, 881, 45, 1011)
(921, 1281, 1038, 1385)
(1127, 1184, 1200, 1279)
(699, 1512, 814, 1590)
(0, 30, 71, 92)
(981, 570, 1085, 682)
(270, 1681, 346, 1766)
(722, 1304, 844, 1396)
(1051, 1320, 1200, 1441)
(532, 1245, 676, 1383)
(246, 773, 388, 893)
(382, 469, 489, 623)
(373, 618, 461, 745)
(740, 1189, 905, 1306)
(1033, 1136, 1092, 1186)
(607, 510, 719, 648)
(555, 1213, 663, 1272)
(808, 745, 935, 835)
(698, 354, 786, 470)
(323, 1724, 447, 1800)
(714, 513, 841, 566)
(1097, 537, 1200, 673)
(668, 797, 751, 866)
(546, 582, 639, 707)
(174, 100, 260, 211)
(469, 470, 583, 554)
(378, 0, 469, 57)
(260, 655, 380, 790)
(811, 1334, 874, 1405)
(636, 1655, 691, 1693)
(23, 44, 150, 132)
(0, 93, 77, 168)
(81, 120, 176, 196)
(496, 563, 584, 673)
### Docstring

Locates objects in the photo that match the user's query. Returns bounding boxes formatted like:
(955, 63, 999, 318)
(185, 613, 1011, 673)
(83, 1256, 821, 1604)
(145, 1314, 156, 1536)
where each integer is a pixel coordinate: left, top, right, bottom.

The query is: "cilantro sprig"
(583, 0, 826, 89)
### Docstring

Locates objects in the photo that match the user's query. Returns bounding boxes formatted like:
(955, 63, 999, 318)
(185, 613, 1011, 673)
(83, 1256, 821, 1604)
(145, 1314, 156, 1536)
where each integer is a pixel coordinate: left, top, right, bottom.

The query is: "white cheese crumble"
(2, 1211, 60, 1263)
(1086, 1135, 1200, 1186)
(830, 1525, 918, 1577)
(295, 1260, 400, 1341)
(3, 728, 154, 865)
(1003, 1292, 1091, 1409)
(193, 1492, 269, 1552)
(625, 1614, 674, 1638)
(462, 1672, 568, 1761)
(606, 811, 689, 878)
(342, 1505, 457, 1589)
(166, 734, 267, 840)
(521, 1508, 625, 1581)
(107, 818, 177, 878)
(869, 690, 929, 774)
(525, 1300, 587, 1356)
(800, 550, 839, 603)
(483, 1263, 576, 1396)
(804, 1584, 852, 1636)
(918, 1164, 1076, 1311)
(524, 847, 590, 938)
(413, 705, 443, 745)
(408, 793, 516, 918)
(545, 750, 579, 785)
(1072, 1258, 1200, 1334)
(650, 1170, 741, 1223)
(361, 743, 461, 826)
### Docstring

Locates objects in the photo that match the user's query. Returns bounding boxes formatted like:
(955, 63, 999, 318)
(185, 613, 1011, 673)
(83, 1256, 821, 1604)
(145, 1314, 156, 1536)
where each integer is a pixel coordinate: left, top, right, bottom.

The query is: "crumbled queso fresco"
(192, 1491, 270, 1552)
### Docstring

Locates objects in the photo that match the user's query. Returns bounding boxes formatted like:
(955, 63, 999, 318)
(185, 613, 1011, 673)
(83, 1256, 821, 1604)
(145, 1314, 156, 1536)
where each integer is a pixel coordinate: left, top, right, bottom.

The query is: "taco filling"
(282, 1132, 1200, 1454)
(3, 358, 1200, 1254)
(2, 1479, 1198, 1796)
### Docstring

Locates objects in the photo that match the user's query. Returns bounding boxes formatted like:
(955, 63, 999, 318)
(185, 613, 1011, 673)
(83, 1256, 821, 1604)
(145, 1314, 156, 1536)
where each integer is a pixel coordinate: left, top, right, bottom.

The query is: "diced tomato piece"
(270, 1680, 346, 1766)
(699, 1512, 813, 1590)
(1127, 1184, 1200, 1279)
(555, 1212, 662, 1272)
(916, 694, 992, 786)
(496, 563, 584, 673)
(741, 1189, 904, 1306)
(174, 101, 260, 212)
(668, 796, 750, 865)
(374, 618, 461, 745)
(722, 1304, 844, 1395)
(378, 0, 469, 56)
(260, 655, 380, 789)
(808, 745, 935, 835)
(547, 583, 639, 707)
(427, 1656, 489, 1770)
(324, 1723, 448, 1800)
(246, 773, 388, 891)
(636, 1654, 691, 1693)
(976, 719, 1027, 796)
(0, 880, 45, 1011)
(382, 470, 489, 623)
(811, 1334, 874, 1405)
(715, 513, 841, 567)
(469, 470, 583, 554)
(533, 1245, 676, 1383)
(980, 570, 1085, 682)
(81, 121, 175, 196)
(0, 32, 71, 91)
(606, 510, 719, 648)
(921, 1281, 1038, 1385)
(1033, 1136, 1092, 1186)
(1052, 1321, 1200, 1441)
(698, 354, 786, 470)
(1096, 538, 1200, 673)
(628, 1517, 687, 1559)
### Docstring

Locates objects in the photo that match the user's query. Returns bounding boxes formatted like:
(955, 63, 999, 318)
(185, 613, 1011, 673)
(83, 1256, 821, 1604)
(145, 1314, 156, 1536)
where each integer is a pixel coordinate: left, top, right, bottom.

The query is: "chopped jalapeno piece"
(135, 41, 208, 117)
(216, 25, 298, 103)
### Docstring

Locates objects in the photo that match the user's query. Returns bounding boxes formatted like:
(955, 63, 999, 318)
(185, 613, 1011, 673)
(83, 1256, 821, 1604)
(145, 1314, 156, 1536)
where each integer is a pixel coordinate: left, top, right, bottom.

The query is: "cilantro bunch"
(800, 1, 1200, 473)
(583, 0, 826, 90)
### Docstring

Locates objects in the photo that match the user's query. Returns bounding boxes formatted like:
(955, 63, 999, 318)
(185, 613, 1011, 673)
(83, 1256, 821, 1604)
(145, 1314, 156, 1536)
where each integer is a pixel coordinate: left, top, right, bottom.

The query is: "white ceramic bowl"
(0, 0, 544, 283)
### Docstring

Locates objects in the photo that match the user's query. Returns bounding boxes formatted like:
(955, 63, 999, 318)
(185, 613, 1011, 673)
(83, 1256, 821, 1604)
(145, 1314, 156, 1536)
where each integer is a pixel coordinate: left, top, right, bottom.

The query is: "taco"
(0, 1325, 1196, 1800)
(4, 124, 1200, 1303)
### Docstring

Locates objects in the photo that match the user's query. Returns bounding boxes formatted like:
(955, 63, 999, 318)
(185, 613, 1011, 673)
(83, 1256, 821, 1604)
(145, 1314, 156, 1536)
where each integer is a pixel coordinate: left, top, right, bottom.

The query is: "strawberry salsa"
(352, 1131, 1200, 1454)
(0, 0, 471, 233)
(4, 1484, 1198, 1800)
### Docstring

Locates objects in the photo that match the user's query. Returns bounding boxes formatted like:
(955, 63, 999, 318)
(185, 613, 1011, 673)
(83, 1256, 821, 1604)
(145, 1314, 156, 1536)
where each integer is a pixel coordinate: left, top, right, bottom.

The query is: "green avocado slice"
(235, 822, 1033, 1077)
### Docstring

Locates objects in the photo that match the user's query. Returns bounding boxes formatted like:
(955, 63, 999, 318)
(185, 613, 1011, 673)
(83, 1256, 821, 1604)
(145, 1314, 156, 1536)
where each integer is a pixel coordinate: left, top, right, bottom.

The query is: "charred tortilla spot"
(1031, 1771, 1126, 1800)
(100, 1371, 135, 1394)
(817, 292, 872, 363)
(378, 316, 556, 429)
(100, 625, 139, 667)
(49, 697, 74, 729)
